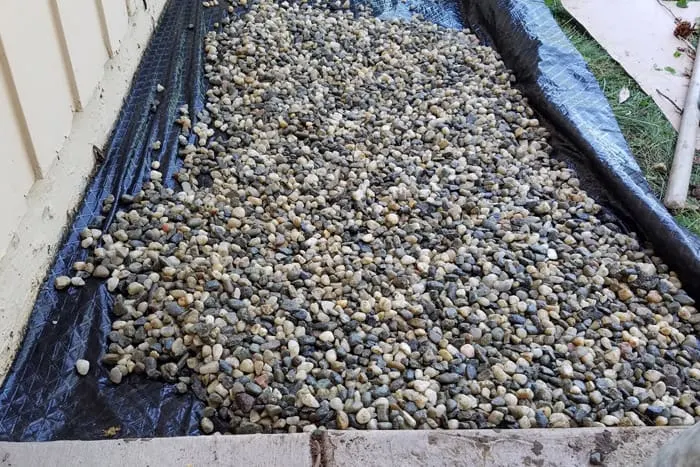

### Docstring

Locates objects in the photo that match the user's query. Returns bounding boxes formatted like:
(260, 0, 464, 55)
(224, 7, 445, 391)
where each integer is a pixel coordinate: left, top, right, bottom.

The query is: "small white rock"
(212, 343, 224, 360)
(377, 297, 392, 312)
(239, 359, 254, 373)
(200, 417, 214, 434)
(55, 276, 71, 290)
(460, 344, 475, 358)
(288, 340, 300, 357)
(109, 367, 123, 384)
(356, 408, 372, 424)
(75, 359, 90, 375)
(319, 331, 334, 342)
(199, 361, 219, 374)
(299, 390, 320, 409)
(71, 277, 86, 287)
(107, 277, 119, 292)
(127, 282, 144, 295)
(412, 380, 431, 393)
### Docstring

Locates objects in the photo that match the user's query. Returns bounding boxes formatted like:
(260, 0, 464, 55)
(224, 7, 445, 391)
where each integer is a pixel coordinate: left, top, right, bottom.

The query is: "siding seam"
(95, 0, 115, 58)
(0, 36, 42, 181)
(49, 0, 83, 111)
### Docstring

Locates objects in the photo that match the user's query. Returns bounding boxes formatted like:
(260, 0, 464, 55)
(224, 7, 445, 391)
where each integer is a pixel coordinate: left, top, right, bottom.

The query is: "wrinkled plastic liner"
(0, 0, 698, 441)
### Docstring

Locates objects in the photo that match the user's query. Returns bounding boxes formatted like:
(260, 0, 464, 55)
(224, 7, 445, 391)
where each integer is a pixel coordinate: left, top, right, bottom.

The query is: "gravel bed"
(56, 0, 700, 434)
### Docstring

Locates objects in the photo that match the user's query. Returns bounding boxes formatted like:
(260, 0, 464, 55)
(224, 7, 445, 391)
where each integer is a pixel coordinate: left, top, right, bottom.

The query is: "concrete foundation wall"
(0, 0, 168, 381)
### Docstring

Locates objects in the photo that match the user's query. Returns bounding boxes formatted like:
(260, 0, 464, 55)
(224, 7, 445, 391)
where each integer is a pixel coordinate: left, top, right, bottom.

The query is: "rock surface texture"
(60, 0, 699, 434)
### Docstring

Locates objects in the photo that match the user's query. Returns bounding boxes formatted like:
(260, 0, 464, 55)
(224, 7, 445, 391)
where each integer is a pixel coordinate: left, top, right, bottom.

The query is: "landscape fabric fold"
(0, 0, 698, 441)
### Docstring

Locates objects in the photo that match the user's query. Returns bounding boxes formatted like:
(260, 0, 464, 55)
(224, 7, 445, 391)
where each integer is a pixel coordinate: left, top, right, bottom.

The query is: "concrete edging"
(322, 427, 686, 467)
(0, 433, 312, 467)
(0, 427, 688, 467)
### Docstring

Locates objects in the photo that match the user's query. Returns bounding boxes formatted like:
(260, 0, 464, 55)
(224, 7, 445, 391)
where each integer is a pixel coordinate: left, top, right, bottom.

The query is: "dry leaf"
(618, 87, 631, 104)
(102, 425, 121, 437)
(652, 162, 668, 173)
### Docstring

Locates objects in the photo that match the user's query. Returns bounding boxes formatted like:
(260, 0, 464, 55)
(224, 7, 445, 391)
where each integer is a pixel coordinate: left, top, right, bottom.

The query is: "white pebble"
(356, 408, 372, 424)
(319, 331, 334, 343)
(75, 359, 90, 375)
(288, 340, 300, 357)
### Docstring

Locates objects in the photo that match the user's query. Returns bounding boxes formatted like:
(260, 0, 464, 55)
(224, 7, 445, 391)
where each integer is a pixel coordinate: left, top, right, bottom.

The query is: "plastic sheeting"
(0, 0, 698, 442)
(461, 0, 700, 298)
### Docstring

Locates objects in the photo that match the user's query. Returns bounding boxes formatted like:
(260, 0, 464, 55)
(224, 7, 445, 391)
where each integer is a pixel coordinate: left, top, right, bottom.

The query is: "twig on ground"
(656, 0, 678, 20)
(657, 89, 684, 113)
(681, 37, 697, 55)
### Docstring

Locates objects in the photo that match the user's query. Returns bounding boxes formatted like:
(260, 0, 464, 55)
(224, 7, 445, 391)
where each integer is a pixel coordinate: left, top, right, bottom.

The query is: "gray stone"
(55, 276, 72, 290)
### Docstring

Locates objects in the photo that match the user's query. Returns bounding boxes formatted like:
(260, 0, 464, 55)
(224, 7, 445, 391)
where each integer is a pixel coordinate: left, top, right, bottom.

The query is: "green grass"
(545, 0, 700, 236)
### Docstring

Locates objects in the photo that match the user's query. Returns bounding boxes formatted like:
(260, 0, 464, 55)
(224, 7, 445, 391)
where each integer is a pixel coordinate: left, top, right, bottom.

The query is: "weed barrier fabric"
(0, 0, 698, 442)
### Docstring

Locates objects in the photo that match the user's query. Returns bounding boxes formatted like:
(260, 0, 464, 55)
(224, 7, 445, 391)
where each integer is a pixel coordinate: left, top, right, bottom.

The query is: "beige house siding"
(0, 0, 140, 261)
(0, 47, 36, 256)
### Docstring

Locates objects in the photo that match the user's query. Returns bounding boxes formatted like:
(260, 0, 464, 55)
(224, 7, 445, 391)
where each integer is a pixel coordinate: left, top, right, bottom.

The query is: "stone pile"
(57, 0, 699, 433)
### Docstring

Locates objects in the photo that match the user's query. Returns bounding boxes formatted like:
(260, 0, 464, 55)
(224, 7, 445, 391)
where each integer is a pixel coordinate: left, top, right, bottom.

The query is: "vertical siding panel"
(0, 41, 40, 259)
(97, 0, 129, 57)
(49, 0, 82, 110)
(55, 0, 110, 109)
(0, 0, 75, 177)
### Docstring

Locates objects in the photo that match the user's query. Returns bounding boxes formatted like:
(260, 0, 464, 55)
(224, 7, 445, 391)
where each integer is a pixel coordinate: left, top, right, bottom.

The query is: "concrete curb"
(0, 433, 313, 467)
(0, 427, 687, 467)
(322, 427, 685, 467)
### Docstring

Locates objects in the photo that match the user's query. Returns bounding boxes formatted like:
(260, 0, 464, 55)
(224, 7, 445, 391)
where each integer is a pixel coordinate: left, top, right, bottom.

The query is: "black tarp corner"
(461, 0, 700, 299)
(0, 0, 698, 441)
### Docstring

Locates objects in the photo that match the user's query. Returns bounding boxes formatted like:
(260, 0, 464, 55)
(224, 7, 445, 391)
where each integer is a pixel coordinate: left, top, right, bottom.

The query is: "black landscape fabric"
(0, 0, 698, 441)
